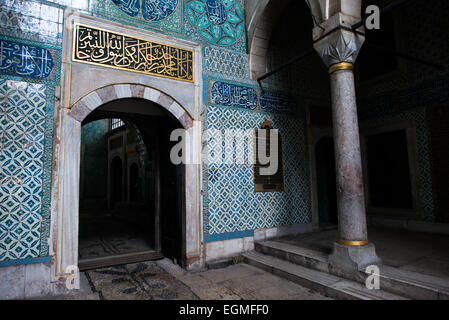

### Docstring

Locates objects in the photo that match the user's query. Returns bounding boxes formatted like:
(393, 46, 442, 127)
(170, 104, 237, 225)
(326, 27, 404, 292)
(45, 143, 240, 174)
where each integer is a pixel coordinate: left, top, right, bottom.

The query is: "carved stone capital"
(313, 28, 365, 68)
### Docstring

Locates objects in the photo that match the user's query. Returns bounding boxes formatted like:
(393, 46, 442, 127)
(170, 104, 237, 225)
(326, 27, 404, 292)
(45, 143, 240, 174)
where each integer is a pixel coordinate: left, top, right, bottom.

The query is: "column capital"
(313, 28, 365, 70)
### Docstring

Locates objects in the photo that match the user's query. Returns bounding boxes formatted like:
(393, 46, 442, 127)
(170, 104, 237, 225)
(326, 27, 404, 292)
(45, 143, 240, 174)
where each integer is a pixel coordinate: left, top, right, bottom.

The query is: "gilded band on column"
(328, 62, 354, 74)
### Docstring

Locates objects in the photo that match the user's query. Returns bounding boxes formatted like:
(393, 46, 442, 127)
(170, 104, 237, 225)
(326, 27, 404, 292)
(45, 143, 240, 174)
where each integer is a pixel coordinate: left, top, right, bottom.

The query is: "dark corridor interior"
(316, 137, 338, 226)
(78, 98, 184, 269)
(365, 130, 413, 209)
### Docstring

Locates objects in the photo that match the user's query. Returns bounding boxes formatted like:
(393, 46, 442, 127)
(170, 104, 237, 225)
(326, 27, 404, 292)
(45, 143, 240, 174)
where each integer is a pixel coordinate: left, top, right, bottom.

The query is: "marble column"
(314, 28, 381, 277)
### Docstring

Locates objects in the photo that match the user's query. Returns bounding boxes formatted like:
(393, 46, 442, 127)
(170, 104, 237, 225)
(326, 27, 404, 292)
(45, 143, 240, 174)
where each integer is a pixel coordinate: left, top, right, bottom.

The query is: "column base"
(328, 242, 381, 281)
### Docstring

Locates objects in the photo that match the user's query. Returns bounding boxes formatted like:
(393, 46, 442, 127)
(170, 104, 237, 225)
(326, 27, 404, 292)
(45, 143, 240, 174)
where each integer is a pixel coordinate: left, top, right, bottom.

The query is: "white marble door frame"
(50, 13, 203, 282)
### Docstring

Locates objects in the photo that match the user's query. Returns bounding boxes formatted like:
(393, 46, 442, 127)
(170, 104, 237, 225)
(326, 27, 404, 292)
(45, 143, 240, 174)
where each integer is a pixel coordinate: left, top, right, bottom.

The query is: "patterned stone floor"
(82, 261, 198, 300)
(79, 209, 154, 260)
(47, 259, 330, 300)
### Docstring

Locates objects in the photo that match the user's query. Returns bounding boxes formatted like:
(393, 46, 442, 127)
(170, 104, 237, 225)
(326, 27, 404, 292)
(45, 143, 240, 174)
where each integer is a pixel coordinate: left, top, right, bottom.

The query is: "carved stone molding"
(313, 28, 365, 68)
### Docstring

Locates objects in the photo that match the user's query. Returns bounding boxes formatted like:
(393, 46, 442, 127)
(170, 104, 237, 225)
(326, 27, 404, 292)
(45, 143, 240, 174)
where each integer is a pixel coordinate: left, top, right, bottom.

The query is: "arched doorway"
(51, 15, 202, 284)
(77, 96, 187, 270)
(51, 81, 201, 281)
(247, 0, 325, 80)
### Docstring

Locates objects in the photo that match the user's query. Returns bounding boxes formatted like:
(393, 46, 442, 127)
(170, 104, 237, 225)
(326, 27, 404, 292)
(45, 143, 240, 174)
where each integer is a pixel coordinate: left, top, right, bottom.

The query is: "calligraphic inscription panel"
(111, 0, 178, 21)
(260, 91, 297, 114)
(73, 23, 194, 82)
(210, 81, 257, 110)
(0, 39, 54, 80)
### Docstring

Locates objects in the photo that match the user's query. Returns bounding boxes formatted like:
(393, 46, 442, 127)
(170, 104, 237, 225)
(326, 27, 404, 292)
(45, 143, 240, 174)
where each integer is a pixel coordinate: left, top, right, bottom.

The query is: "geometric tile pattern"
(38, 84, 54, 258)
(184, 0, 246, 52)
(110, 0, 178, 22)
(202, 105, 312, 237)
(90, 0, 184, 36)
(358, 75, 449, 223)
(208, 78, 298, 114)
(210, 81, 258, 110)
(0, 1, 60, 265)
(185, 0, 245, 46)
(359, 75, 449, 121)
(0, 79, 47, 261)
(203, 46, 250, 81)
(360, 107, 435, 222)
(0, 1, 64, 46)
(260, 90, 298, 114)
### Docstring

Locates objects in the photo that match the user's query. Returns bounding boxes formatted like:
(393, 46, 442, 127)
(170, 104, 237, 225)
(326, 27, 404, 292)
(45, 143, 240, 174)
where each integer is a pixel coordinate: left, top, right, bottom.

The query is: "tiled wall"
(0, 0, 65, 46)
(88, 0, 247, 52)
(90, 0, 183, 36)
(202, 51, 313, 241)
(0, 0, 261, 267)
(184, 0, 246, 52)
(355, 7, 449, 221)
(202, 104, 312, 241)
(357, 75, 449, 222)
(6, 0, 445, 268)
(0, 80, 54, 263)
(264, 0, 449, 223)
(0, 0, 62, 266)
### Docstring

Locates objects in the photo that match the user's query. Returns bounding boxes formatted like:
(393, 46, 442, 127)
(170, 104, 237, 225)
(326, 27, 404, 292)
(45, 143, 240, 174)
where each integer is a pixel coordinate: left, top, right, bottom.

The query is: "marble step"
(241, 251, 408, 300)
(78, 250, 164, 271)
(369, 265, 449, 300)
(255, 240, 449, 300)
(255, 241, 329, 272)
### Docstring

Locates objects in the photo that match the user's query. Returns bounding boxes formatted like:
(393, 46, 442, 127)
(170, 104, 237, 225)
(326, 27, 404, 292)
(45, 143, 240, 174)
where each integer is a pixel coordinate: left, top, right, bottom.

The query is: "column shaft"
(313, 25, 380, 276)
(329, 68, 367, 242)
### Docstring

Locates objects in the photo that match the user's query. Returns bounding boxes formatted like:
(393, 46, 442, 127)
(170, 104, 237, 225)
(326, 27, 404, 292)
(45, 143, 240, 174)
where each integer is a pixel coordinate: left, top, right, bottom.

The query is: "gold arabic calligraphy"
(73, 24, 194, 82)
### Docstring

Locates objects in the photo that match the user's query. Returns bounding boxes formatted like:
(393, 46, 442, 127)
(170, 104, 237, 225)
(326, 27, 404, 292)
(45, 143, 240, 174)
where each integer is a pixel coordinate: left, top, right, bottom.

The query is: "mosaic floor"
(83, 261, 199, 300)
(43, 259, 329, 300)
(78, 209, 154, 260)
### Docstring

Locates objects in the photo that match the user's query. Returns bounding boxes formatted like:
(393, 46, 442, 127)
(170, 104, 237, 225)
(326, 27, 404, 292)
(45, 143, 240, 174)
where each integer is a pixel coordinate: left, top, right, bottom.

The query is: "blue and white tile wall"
(359, 107, 434, 222)
(0, 80, 49, 262)
(0, 1, 61, 266)
(90, 0, 183, 36)
(357, 76, 449, 222)
(202, 73, 312, 241)
(203, 46, 250, 84)
(88, 0, 247, 50)
(0, 0, 314, 266)
(185, 0, 246, 52)
(202, 104, 312, 241)
(86, 0, 312, 242)
(0, 0, 66, 46)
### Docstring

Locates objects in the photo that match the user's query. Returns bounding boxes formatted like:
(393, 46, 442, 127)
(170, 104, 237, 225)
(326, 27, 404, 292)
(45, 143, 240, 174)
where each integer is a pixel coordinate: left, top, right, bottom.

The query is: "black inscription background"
(74, 24, 194, 82)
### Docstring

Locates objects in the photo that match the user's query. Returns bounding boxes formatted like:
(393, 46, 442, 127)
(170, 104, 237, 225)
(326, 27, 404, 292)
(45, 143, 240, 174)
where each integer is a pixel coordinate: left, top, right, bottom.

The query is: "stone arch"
(247, 0, 323, 80)
(68, 83, 193, 129)
(52, 81, 201, 280)
(247, 0, 364, 80)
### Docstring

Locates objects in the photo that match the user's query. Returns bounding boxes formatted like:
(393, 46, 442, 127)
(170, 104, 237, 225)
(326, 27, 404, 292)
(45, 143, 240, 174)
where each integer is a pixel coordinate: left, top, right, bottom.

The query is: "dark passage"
(428, 102, 449, 222)
(366, 129, 413, 209)
(78, 98, 184, 268)
(316, 137, 338, 226)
